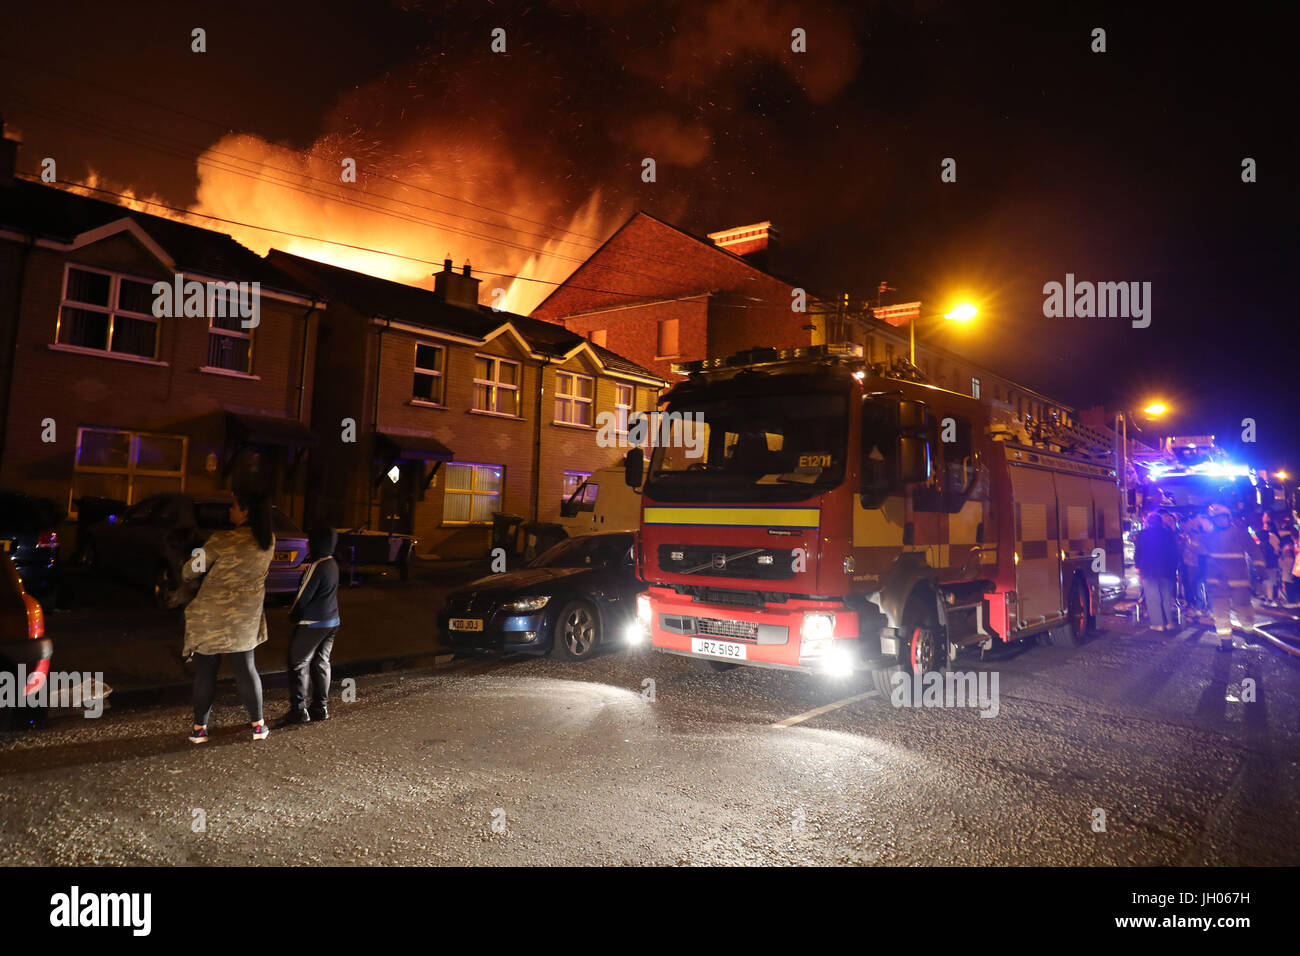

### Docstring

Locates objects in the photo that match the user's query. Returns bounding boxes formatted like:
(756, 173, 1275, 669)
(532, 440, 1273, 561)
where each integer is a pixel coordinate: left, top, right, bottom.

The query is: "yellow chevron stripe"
(643, 507, 820, 529)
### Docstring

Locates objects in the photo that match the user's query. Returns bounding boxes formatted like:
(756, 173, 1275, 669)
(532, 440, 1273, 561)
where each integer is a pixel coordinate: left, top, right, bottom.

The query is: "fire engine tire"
(1048, 580, 1090, 647)
(871, 601, 945, 698)
(870, 666, 899, 699)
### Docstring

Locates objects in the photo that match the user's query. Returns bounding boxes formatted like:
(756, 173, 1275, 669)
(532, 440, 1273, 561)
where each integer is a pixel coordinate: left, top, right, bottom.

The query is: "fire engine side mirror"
(897, 435, 931, 484)
(896, 400, 932, 484)
(624, 448, 644, 489)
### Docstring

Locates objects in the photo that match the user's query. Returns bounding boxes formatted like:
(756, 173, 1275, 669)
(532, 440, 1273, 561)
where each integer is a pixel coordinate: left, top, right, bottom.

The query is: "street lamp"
(1115, 400, 1168, 525)
(910, 303, 978, 365)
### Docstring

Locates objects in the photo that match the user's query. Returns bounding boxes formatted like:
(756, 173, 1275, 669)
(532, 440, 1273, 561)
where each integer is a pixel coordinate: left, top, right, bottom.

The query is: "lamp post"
(909, 303, 978, 365)
(1115, 402, 1168, 525)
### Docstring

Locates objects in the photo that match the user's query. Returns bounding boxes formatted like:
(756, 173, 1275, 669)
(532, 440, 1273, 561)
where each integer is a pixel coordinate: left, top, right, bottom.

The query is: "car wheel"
(0, 660, 42, 732)
(552, 600, 600, 661)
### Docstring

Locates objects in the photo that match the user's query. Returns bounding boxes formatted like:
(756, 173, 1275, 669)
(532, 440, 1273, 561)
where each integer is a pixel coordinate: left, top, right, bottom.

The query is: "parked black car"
(83, 493, 309, 608)
(0, 491, 62, 605)
(439, 531, 641, 660)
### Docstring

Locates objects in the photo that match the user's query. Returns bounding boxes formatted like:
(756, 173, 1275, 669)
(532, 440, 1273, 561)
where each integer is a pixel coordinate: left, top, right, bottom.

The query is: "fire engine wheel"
(552, 601, 600, 661)
(871, 609, 945, 698)
(1048, 580, 1089, 647)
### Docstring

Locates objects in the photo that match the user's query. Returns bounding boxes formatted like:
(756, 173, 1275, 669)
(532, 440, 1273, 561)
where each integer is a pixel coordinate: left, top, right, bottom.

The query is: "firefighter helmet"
(1207, 503, 1231, 518)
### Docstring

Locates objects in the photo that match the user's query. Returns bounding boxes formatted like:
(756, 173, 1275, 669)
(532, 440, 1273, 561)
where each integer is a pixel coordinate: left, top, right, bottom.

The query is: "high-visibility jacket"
(1198, 524, 1265, 587)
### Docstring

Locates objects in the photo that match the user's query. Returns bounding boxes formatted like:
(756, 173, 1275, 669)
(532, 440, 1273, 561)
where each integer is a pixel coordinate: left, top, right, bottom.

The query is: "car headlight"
(505, 595, 550, 612)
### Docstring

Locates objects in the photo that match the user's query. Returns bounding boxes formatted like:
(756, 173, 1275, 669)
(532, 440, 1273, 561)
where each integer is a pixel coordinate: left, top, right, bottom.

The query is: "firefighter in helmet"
(1198, 503, 1266, 651)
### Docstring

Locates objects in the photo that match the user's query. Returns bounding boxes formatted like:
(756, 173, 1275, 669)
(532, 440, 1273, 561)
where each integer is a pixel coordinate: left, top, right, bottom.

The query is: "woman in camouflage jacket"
(182, 494, 275, 743)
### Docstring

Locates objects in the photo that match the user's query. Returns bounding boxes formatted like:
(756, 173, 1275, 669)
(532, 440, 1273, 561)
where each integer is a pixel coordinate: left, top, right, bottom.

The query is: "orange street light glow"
(944, 303, 978, 322)
(1142, 402, 1168, 416)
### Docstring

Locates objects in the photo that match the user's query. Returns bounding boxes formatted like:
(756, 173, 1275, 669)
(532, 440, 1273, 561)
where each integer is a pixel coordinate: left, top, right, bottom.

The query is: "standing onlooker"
(1135, 511, 1180, 632)
(1255, 512, 1282, 606)
(1178, 513, 1206, 615)
(277, 527, 341, 726)
(183, 494, 275, 743)
(1279, 516, 1299, 607)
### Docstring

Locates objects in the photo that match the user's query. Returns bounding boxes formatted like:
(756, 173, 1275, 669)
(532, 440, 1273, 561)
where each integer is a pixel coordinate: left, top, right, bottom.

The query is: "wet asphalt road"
(2, 612, 1299, 866)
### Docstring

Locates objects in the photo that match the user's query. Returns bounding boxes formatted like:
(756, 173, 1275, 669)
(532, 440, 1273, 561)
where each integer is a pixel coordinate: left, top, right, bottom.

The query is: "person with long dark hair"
(182, 493, 275, 743)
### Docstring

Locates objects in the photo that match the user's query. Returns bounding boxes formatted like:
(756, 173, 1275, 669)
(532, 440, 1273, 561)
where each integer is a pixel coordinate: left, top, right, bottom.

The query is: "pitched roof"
(529, 210, 801, 320)
(0, 179, 314, 298)
(267, 249, 665, 383)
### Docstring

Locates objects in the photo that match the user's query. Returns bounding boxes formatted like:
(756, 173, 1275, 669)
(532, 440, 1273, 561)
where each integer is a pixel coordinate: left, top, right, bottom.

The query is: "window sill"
(467, 409, 524, 421)
(409, 399, 447, 410)
(199, 365, 260, 380)
(48, 343, 168, 367)
(551, 420, 596, 431)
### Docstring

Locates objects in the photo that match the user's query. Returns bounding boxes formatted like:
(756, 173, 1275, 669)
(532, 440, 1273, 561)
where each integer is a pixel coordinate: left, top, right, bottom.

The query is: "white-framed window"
(71, 426, 187, 512)
(561, 469, 592, 509)
(473, 355, 520, 416)
(971, 377, 981, 399)
(205, 287, 253, 373)
(554, 371, 594, 426)
(57, 264, 160, 359)
(442, 461, 503, 524)
(413, 342, 445, 404)
(614, 383, 634, 433)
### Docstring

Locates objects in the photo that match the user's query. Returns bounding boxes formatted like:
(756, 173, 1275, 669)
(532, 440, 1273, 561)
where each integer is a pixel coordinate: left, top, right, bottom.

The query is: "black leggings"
(193, 650, 264, 726)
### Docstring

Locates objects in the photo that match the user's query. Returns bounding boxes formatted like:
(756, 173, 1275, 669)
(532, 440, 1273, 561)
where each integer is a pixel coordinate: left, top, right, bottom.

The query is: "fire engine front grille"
(658, 545, 795, 580)
(693, 617, 760, 641)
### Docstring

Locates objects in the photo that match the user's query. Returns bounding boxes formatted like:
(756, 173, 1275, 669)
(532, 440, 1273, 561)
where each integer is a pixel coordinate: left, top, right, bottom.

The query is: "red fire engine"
(625, 344, 1122, 693)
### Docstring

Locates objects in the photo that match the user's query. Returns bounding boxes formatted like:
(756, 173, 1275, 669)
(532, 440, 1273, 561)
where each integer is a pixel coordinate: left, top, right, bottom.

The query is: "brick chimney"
(0, 115, 21, 188)
(708, 221, 778, 271)
(434, 257, 481, 311)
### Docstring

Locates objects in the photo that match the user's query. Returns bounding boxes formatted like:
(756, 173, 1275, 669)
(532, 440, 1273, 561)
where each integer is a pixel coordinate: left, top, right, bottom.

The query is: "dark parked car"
(0, 491, 62, 605)
(83, 493, 309, 607)
(439, 531, 642, 660)
(0, 542, 52, 729)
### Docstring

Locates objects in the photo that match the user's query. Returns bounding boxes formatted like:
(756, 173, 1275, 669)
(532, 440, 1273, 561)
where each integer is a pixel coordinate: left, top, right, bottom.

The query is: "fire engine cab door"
(1008, 464, 1062, 626)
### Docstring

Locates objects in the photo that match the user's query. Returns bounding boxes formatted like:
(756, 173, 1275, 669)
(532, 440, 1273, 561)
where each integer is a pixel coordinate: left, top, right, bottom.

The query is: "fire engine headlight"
(636, 593, 652, 626)
(1099, 573, 1121, 587)
(800, 612, 836, 654)
(624, 622, 646, 646)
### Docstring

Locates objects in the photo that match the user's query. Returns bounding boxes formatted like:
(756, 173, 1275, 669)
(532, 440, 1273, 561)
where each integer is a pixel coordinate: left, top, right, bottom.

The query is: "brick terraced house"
(268, 251, 664, 559)
(0, 167, 322, 546)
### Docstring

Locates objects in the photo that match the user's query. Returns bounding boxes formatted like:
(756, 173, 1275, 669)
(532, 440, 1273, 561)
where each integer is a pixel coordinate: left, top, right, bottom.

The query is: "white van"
(558, 465, 642, 536)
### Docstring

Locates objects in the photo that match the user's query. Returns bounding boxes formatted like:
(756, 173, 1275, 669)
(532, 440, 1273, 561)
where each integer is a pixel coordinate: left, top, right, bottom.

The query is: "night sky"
(3, 1, 1296, 467)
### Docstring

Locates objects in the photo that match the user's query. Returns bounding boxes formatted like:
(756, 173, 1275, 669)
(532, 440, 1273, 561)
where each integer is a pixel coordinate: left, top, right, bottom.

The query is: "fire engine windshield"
(645, 391, 848, 502)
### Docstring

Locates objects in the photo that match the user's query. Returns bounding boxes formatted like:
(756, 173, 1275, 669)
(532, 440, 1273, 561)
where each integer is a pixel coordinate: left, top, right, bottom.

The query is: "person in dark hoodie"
(1135, 510, 1180, 632)
(277, 527, 340, 726)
